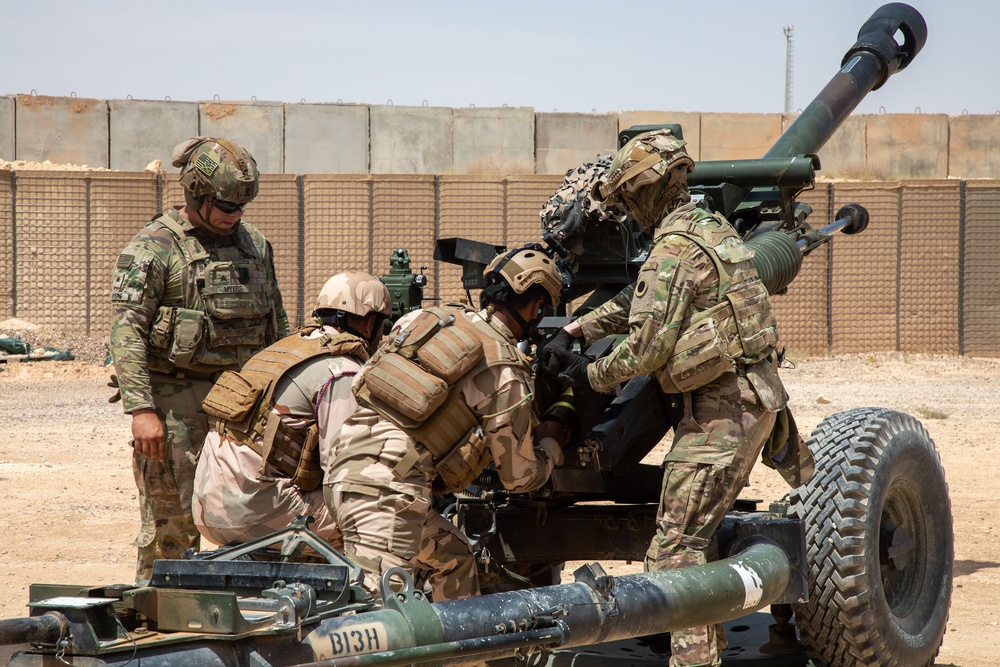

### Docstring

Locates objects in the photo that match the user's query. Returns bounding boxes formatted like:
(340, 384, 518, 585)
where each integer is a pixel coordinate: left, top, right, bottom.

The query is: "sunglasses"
(214, 199, 245, 214)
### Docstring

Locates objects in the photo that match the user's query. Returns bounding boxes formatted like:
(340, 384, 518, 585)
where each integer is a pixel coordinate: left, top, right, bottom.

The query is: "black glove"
(540, 328, 580, 376)
(548, 347, 592, 389)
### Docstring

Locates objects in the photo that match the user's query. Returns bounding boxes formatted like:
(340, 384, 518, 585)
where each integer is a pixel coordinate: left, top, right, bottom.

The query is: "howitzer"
(435, 4, 952, 667)
(0, 5, 952, 667)
(543, 2, 925, 301)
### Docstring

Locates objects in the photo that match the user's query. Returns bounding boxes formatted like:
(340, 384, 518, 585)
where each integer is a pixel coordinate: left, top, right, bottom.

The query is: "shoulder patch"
(635, 278, 649, 298)
(116, 254, 134, 269)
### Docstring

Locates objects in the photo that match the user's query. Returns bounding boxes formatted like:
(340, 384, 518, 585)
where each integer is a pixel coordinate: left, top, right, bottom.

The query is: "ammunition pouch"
(433, 426, 489, 495)
(203, 328, 368, 492)
(203, 370, 269, 423)
(354, 305, 510, 493)
(656, 281, 778, 394)
(149, 306, 206, 368)
(362, 354, 450, 426)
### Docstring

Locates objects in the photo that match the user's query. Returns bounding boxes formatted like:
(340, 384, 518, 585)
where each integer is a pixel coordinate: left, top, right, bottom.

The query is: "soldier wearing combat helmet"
(193, 272, 390, 549)
(541, 129, 812, 667)
(109, 136, 289, 583)
(326, 244, 572, 601)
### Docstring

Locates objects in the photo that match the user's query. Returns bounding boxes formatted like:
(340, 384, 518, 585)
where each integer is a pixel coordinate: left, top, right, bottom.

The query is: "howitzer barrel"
(0, 612, 68, 646)
(765, 3, 926, 159)
(303, 541, 789, 666)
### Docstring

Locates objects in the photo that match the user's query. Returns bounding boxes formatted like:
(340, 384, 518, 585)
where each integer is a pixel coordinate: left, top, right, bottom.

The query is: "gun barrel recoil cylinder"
(746, 232, 804, 295)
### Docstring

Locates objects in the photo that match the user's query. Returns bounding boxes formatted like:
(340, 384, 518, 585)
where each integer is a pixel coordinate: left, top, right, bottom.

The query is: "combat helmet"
(172, 136, 260, 206)
(482, 244, 567, 309)
(313, 271, 392, 348)
(314, 272, 392, 318)
(592, 128, 694, 232)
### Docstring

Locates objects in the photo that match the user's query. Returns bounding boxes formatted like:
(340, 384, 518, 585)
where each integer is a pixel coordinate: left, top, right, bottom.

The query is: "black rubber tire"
(788, 407, 953, 667)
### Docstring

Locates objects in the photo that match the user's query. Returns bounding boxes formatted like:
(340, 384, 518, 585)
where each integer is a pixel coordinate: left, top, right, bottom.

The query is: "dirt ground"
(0, 351, 996, 666)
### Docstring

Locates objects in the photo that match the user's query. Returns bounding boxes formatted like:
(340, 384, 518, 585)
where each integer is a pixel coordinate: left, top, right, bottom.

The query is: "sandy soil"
(0, 352, 996, 666)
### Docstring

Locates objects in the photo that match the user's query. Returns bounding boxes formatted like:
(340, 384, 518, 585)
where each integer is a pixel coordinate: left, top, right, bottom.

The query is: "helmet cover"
(172, 136, 260, 204)
(315, 271, 392, 317)
(592, 129, 694, 230)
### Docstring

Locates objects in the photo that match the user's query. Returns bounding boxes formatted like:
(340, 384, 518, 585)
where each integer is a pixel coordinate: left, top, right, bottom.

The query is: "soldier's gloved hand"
(534, 417, 571, 447)
(548, 347, 592, 389)
(540, 328, 581, 376)
(107, 374, 122, 403)
(533, 418, 570, 467)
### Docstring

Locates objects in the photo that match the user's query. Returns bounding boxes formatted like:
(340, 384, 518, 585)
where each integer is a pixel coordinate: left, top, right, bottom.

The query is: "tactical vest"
(147, 214, 277, 370)
(202, 325, 369, 491)
(353, 305, 531, 494)
(655, 205, 779, 394)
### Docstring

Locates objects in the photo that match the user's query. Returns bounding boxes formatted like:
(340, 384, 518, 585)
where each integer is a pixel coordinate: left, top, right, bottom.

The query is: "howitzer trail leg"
(132, 375, 211, 583)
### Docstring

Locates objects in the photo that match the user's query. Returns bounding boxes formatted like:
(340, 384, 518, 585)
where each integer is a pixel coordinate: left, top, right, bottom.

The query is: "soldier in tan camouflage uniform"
(542, 129, 813, 667)
(325, 245, 571, 601)
(193, 272, 390, 548)
(109, 137, 289, 584)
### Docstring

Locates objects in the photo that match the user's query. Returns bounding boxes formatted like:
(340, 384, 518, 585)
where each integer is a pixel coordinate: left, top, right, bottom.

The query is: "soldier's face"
(205, 200, 242, 232)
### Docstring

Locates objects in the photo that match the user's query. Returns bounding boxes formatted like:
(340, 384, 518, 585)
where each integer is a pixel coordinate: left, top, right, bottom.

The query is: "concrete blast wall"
(3, 95, 994, 179)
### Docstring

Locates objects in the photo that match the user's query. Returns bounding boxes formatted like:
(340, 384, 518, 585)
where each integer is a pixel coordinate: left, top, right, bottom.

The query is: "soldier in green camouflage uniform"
(109, 137, 289, 583)
(542, 129, 812, 667)
(325, 246, 571, 601)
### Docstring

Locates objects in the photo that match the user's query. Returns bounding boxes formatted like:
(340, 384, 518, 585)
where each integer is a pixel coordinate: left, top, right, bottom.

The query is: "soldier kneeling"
(192, 272, 390, 549)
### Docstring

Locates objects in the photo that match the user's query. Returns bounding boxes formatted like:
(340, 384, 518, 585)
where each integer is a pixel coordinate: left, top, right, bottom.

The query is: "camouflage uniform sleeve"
(587, 236, 714, 393)
(575, 285, 635, 344)
(108, 230, 171, 413)
(467, 367, 556, 494)
(264, 240, 290, 340)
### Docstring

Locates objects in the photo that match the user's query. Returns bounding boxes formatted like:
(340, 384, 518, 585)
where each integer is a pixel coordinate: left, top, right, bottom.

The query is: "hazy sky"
(5, 1, 991, 116)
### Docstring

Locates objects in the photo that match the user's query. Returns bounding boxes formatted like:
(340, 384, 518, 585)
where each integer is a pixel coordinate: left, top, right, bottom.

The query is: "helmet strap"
(317, 310, 384, 352)
(506, 305, 531, 340)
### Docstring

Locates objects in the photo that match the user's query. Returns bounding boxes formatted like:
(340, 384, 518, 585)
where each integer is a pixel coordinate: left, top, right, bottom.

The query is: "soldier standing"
(325, 245, 571, 601)
(542, 129, 812, 667)
(193, 272, 390, 548)
(109, 136, 289, 584)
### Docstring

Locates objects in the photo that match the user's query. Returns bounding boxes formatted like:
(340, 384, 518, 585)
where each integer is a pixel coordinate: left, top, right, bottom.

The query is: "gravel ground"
(0, 351, 996, 666)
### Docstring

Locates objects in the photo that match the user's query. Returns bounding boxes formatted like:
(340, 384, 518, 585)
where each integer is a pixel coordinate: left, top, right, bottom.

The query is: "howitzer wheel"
(788, 408, 952, 667)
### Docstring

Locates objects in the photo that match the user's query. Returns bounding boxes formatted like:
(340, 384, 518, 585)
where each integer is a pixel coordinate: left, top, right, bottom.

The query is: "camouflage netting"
(539, 154, 630, 260)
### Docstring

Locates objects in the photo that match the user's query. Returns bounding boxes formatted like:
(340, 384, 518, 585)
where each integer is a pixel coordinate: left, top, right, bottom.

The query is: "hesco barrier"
(0, 171, 998, 357)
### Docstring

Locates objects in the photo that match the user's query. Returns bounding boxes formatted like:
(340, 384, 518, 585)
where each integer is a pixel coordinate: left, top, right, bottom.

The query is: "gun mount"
(378, 248, 428, 322)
